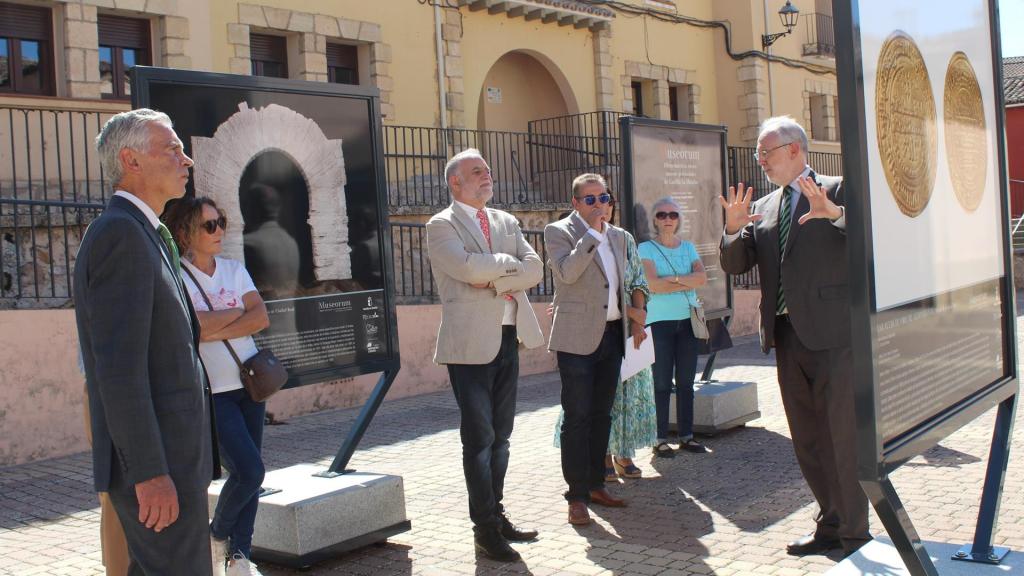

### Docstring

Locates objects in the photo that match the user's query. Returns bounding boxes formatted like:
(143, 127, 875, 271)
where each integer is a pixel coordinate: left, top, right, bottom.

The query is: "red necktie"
(477, 208, 513, 301)
(476, 208, 492, 250)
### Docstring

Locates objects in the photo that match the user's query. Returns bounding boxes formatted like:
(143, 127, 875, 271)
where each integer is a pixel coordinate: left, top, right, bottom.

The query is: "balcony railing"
(802, 13, 835, 58)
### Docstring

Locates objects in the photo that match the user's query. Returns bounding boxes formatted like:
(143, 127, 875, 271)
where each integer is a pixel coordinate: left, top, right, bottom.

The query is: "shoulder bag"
(182, 265, 288, 402)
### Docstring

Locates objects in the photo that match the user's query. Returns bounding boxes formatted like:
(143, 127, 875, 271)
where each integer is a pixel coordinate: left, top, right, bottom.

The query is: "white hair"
(652, 196, 683, 232)
(758, 115, 808, 154)
(444, 148, 485, 188)
(95, 108, 173, 187)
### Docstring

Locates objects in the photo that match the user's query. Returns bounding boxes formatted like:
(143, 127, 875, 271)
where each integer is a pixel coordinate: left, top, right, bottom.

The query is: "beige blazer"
(544, 212, 630, 355)
(427, 204, 545, 365)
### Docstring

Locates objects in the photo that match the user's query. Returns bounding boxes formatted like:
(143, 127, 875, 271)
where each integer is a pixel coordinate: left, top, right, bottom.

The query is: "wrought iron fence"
(385, 111, 626, 210)
(389, 222, 553, 303)
(1, 106, 115, 304)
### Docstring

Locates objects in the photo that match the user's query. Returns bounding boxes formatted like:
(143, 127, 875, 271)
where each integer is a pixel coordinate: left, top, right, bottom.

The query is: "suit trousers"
(774, 315, 870, 553)
(107, 479, 213, 576)
(557, 321, 624, 502)
(447, 326, 519, 532)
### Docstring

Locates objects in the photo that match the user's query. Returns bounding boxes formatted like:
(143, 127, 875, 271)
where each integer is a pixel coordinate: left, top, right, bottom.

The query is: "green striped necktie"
(777, 186, 792, 315)
(156, 223, 181, 274)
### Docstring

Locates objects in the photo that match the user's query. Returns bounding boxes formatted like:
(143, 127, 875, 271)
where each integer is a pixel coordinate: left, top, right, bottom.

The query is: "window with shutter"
(327, 43, 358, 85)
(250, 33, 288, 78)
(0, 2, 54, 96)
(98, 14, 152, 100)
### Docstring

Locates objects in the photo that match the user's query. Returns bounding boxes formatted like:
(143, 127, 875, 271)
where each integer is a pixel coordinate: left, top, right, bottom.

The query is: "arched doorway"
(477, 50, 576, 133)
(477, 51, 578, 202)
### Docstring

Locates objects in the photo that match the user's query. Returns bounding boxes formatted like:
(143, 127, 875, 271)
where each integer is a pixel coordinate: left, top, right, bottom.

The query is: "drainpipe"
(434, 3, 449, 130)
(763, 0, 776, 116)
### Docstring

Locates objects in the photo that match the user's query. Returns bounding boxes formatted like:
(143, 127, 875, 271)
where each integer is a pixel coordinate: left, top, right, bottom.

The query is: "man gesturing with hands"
(719, 116, 870, 559)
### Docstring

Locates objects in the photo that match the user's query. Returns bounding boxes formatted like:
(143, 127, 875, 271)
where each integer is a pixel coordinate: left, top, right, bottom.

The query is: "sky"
(1001, 0, 1024, 57)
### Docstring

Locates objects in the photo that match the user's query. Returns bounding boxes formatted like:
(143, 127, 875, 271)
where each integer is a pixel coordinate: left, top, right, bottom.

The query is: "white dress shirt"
(578, 213, 622, 321)
(114, 190, 161, 229)
(454, 200, 517, 325)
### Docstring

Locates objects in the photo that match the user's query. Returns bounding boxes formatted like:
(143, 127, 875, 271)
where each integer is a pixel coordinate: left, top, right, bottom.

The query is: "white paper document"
(620, 326, 655, 382)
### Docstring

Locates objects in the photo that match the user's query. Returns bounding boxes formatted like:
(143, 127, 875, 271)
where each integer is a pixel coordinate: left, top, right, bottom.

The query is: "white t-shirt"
(181, 257, 261, 394)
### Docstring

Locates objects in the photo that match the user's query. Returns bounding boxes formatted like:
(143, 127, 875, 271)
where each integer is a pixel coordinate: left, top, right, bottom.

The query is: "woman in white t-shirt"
(163, 196, 270, 576)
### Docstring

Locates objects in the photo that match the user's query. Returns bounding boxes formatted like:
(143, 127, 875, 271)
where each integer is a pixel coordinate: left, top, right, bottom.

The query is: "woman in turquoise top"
(637, 197, 708, 457)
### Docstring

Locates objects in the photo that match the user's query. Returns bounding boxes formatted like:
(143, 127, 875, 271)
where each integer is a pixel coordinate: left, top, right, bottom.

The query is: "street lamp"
(761, 1, 800, 50)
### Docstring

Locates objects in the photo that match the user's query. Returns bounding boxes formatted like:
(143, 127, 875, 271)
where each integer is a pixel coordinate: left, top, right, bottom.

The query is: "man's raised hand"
(719, 183, 762, 235)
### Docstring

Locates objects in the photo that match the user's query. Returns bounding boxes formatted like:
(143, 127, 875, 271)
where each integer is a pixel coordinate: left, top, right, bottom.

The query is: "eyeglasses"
(753, 141, 794, 161)
(200, 216, 227, 234)
(575, 192, 612, 206)
(655, 211, 680, 220)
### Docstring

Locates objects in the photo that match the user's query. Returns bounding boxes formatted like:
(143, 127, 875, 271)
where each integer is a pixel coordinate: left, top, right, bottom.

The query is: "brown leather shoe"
(589, 488, 627, 507)
(567, 502, 591, 525)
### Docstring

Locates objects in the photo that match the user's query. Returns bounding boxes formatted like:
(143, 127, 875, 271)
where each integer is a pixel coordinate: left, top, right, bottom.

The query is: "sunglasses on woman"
(200, 216, 227, 234)
(576, 192, 612, 206)
(655, 211, 680, 220)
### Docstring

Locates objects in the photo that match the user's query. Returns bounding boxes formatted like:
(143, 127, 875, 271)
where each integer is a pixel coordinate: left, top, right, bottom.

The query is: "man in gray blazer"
(719, 116, 870, 558)
(545, 173, 645, 526)
(427, 149, 545, 562)
(75, 109, 217, 575)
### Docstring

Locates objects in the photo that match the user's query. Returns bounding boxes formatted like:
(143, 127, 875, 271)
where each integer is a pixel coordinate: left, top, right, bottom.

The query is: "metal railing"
(1010, 179, 1024, 218)
(385, 112, 626, 210)
(1, 106, 115, 305)
(802, 13, 836, 58)
(390, 222, 553, 303)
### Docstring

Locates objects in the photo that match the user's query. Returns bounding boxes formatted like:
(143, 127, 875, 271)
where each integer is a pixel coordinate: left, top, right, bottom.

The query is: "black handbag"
(182, 265, 287, 402)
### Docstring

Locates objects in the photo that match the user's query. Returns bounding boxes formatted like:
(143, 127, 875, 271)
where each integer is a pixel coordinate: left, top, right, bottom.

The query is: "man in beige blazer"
(545, 173, 645, 526)
(427, 148, 544, 562)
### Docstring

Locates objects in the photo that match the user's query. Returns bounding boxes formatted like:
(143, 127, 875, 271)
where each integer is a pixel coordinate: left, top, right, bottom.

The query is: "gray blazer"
(74, 195, 215, 493)
(719, 173, 848, 353)
(427, 204, 544, 365)
(544, 213, 630, 355)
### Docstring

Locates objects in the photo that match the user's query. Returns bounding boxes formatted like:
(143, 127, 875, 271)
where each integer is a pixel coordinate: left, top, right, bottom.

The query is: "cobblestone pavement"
(3, 322, 1024, 575)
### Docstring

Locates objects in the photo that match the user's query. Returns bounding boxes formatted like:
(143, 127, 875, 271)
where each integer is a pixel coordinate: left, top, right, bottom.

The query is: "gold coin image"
(875, 31, 938, 217)
(944, 51, 987, 212)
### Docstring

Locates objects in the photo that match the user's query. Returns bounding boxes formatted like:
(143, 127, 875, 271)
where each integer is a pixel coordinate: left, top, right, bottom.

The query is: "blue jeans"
(210, 388, 266, 558)
(651, 320, 699, 441)
(446, 326, 519, 532)
(557, 321, 623, 502)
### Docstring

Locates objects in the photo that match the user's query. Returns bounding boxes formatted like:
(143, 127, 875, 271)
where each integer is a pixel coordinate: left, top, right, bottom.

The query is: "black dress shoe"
(474, 528, 521, 562)
(500, 515, 538, 541)
(786, 534, 842, 556)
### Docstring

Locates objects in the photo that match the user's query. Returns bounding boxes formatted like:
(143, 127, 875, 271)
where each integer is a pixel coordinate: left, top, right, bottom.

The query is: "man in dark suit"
(75, 108, 218, 575)
(427, 149, 545, 562)
(719, 116, 870, 558)
(545, 173, 646, 526)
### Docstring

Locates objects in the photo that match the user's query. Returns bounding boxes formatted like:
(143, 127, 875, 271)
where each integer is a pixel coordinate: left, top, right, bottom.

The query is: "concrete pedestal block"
(669, 380, 760, 434)
(208, 463, 410, 569)
(827, 537, 1023, 575)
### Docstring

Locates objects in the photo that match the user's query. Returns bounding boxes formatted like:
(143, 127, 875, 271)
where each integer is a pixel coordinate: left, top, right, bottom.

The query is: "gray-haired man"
(427, 148, 544, 562)
(719, 115, 870, 557)
(75, 108, 218, 575)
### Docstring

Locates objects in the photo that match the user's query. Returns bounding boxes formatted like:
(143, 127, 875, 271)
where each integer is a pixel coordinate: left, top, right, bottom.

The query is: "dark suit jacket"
(720, 173, 849, 354)
(74, 195, 216, 493)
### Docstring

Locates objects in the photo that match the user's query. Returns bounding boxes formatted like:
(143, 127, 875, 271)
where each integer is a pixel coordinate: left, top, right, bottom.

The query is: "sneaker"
(210, 536, 228, 576)
(226, 552, 264, 576)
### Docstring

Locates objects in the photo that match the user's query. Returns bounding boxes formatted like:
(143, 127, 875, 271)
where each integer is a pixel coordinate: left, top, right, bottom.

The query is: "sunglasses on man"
(655, 211, 679, 220)
(576, 192, 613, 206)
(200, 216, 227, 234)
